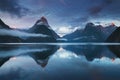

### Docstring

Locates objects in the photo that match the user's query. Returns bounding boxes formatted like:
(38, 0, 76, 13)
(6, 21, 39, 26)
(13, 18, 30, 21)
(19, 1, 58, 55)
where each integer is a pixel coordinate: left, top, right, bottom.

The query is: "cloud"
(0, 0, 29, 17)
(89, 0, 114, 16)
(1, 0, 120, 29)
(0, 29, 49, 38)
(64, 0, 120, 27)
(69, 16, 89, 27)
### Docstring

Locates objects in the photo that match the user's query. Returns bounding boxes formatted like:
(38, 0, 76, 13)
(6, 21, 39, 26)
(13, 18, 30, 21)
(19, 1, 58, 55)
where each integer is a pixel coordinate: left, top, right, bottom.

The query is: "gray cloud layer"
(0, 0, 29, 17)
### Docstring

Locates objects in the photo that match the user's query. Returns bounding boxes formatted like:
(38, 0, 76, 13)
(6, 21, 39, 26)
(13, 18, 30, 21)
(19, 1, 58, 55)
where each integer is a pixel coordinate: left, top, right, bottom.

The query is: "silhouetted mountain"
(63, 23, 117, 42)
(26, 17, 60, 42)
(0, 19, 10, 29)
(0, 19, 21, 43)
(106, 27, 120, 42)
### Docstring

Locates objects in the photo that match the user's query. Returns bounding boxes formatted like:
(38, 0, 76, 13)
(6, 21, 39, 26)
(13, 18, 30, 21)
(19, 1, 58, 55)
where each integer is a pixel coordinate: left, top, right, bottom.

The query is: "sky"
(0, 0, 120, 35)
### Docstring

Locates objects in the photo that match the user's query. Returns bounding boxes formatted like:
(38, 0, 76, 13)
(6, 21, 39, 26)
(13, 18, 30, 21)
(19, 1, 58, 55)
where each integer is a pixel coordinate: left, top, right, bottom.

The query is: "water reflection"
(0, 44, 59, 67)
(0, 44, 120, 80)
(108, 45, 120, 58)
(63, 45, 116, 61)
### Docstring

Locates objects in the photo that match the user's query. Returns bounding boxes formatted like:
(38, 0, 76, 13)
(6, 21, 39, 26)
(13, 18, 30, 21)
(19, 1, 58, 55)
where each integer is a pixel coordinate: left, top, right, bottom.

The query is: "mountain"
(0, 17, 117, 43)
(0, 19, 10, 29)
(0, 19, 21, 43)
(106, 27, 120, 42)
(63, 23, 117, 42)
(26, 17, 60, 42)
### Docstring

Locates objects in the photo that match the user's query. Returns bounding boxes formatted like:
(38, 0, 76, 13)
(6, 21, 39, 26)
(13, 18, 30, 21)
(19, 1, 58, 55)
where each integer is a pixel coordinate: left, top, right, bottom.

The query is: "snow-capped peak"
(35, 16, 49, 26)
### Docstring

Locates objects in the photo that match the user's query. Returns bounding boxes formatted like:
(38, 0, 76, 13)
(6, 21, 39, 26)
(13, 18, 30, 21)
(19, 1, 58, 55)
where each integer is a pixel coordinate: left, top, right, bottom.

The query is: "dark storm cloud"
(89, 0, 114, 15)
(0, 0, 29, 17)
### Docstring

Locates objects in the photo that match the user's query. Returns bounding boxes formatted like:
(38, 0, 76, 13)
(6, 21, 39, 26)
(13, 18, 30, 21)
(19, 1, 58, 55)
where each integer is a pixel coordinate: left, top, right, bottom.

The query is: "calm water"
(0, 43, 120, 80)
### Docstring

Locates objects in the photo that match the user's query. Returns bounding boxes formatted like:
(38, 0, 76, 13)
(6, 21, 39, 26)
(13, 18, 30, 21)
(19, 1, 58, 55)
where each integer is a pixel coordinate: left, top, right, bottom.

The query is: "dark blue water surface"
(0, 43, 120, 80)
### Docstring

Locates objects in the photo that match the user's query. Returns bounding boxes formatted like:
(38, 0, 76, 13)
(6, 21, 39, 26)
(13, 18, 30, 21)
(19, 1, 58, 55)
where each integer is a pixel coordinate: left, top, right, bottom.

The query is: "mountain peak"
(84, 22, 95, 30)
(86, 22, 95, 27)
(0, 19, 5, 25)
(35, 16, 49, 26)
(40, 16, 48, 23)
(0, 18, 10, 29)
(110, 22, 116, 27)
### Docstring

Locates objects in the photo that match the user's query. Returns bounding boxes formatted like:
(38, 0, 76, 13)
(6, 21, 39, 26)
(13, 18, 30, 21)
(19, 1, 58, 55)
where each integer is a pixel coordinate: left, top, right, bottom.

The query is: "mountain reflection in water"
(0, 43, 120, 80)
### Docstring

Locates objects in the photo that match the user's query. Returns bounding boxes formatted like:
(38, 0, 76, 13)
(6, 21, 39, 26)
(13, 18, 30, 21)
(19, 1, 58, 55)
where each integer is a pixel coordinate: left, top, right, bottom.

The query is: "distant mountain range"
(0, 17, 118, 43)
(63, 23, 117, 42)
